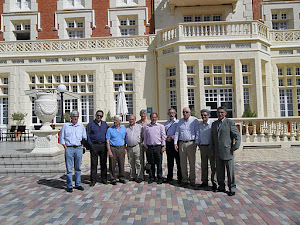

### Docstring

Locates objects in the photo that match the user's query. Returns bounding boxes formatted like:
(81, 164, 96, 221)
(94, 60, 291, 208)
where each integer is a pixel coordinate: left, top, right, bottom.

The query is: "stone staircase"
(0, 151, 66, 175)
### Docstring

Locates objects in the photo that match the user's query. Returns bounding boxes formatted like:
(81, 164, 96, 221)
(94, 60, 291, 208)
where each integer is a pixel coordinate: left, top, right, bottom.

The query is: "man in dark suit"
(211, 106, 241, 196)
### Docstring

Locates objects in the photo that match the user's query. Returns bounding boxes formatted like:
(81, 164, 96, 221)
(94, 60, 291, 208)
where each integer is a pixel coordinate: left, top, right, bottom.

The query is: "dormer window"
(13, 21, 31, 40)
(119, 16, 137, 36)
(16, 0, 30, 9)
(67, 0, 83, 7)
(66, 18, 84, 39)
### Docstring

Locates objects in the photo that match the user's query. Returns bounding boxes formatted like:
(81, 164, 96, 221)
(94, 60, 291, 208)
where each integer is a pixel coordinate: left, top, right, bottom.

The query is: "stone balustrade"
(270, 30, 300, 42)
(158, 21, 269, 46)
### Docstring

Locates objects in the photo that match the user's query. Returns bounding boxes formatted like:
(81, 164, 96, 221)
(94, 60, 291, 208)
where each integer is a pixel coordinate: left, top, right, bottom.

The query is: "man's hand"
(63, 144, 67, 150)
(125, 149, 127, 155)
(161, 146, 165, 153)
(144, 146, 147, 152)
(174, 144, 178, 152)
(108, 150, 113, 158)
(232, 147, 237, 151)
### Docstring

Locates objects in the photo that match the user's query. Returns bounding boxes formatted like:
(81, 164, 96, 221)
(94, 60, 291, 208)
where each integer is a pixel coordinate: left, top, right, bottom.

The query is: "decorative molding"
(96, 56, 109, 61)
(205, 44, 231, 49)
(185, 45, 201, 50)
(279, 50, 293, 55)
(135, 55, 144, 59)
(45, 58, 59, 63)
(235, 43, 251, 49)
(79, 57, 92, 62)
(163, 47, 174, 55)
(62, 58, 76, 62)
(115, 55, 129, 60)
(12, 59, 24, 64)
(29, 59, 42, 63)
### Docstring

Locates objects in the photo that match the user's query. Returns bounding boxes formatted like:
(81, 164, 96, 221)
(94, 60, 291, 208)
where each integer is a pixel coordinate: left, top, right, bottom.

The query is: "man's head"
(95, 110, 104, 123)
(182, 107, 191, 120)
(217, 106, 227, 120)
(139, 109, 147, 121)
(70, 110, 79, 125)
(168, 108, 176, 120)
(200, 109, 210, 123)
(129, 115, 136, 126)
(114, 115, 122, 127)
(150, 112, 158, 124)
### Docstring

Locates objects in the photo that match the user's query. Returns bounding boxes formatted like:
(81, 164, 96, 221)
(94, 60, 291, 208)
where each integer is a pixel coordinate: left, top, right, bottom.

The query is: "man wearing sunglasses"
(174, 107, 200, 187)
(86, 110, 108, 186)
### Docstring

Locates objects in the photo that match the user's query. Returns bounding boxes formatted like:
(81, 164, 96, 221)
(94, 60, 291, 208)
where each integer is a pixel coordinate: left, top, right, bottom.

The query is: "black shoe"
(102, 180, 108, 185)
(228, 191, 235, 196)
(89, 181, 96, 187)
(75, 186, 84, 191)
(180, 182, 189, 187)
(136, 178, 143, 183)
(111, 181, 117, 185)
(157, 180, 163, 184)
(217, 188, 226, 193)
(66, 188, 73, 193)
(129, 178, 135, 182)
(177, 179, 182, 184)
(198, 183, 208, 188)
(148, 178, 154, 184)
(145, 164, 151, 174)
(212, 185, 218, 192)
(119, 179, 126, 184)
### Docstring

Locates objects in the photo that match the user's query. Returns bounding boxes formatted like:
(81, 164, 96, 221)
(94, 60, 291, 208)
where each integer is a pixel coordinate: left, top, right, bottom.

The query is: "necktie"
(217, 120, 222, 131)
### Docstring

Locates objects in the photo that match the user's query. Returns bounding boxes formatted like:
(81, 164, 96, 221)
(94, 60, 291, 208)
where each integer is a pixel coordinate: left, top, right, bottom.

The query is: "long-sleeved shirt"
(143, 122, 166, 147)
(126, 123, 142, 147)
(174, 116, 200, 145)
(86, 120, 108, 145)
(59, 122, 87, 146)
(106, 125, 126, 146)
(164, 119, 179, 137)
(199, 119, 213, 145)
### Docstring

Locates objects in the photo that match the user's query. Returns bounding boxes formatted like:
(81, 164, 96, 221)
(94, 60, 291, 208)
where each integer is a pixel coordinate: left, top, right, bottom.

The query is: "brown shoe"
(89, 181, 96, 187)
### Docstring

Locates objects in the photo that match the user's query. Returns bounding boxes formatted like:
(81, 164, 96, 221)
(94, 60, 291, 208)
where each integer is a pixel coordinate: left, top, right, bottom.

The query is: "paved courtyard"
(0, 158, 299, 224)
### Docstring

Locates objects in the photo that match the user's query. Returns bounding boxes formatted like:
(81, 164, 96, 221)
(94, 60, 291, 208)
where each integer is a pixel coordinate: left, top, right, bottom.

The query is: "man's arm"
(174, 121, 180, 151)
(106, 129, 113, 158)
(86, 123, 92, 146)
(194, 119, 200, 145)
(161, 124, 166, 153)
(230, 120, 241, 151)
(59, 125, 67, 150)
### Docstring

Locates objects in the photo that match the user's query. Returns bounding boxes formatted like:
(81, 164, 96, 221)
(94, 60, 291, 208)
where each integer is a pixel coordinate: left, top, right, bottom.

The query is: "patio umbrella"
(116, 86, 128, 118)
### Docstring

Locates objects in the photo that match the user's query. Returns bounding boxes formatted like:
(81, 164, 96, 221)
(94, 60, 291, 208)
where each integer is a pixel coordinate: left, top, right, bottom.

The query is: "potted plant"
(11, 112, 27, 126)
(64, 112, 71, 122)
(105, 111, 114, 122)
(242, 107, 257, 135)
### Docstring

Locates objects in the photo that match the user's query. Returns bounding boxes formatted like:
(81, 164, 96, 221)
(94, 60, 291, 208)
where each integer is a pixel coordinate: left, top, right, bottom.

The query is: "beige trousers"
(178, 141, 196, 183)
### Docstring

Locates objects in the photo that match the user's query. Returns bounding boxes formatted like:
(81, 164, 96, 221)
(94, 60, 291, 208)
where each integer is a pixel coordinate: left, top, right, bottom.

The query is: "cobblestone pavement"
(0, 161, 299, 225)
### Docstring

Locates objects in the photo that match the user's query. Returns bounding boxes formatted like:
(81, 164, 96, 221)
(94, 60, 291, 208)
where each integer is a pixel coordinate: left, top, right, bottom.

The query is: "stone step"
(0, 160, 65, 168)
(0, 167, 65, 175)
(0, 152, 64, 161)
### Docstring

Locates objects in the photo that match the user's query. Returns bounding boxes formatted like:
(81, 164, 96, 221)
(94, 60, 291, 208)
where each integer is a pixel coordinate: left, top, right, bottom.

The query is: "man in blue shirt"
(86, 110, 108, 186)
(106, 115, 127, 185)
(164, 108, 181, 184)
(59, 111, 87, 193)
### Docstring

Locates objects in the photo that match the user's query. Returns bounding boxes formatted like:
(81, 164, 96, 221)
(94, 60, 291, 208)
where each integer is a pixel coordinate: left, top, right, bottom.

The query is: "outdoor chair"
(17, 125, 30, 141)
(5, 126, 17, 141)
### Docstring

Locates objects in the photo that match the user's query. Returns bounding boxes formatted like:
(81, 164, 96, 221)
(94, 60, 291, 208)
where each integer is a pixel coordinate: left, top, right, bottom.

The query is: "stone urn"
(35, 92, 58, 131)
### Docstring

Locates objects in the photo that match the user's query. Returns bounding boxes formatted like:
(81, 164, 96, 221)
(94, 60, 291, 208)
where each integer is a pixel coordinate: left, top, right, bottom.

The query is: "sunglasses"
(96, 115, 103, 117)
(183, 111, 190, 114)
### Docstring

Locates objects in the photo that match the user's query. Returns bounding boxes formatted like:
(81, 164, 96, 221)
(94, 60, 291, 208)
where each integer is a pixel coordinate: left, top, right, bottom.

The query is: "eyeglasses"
(201, 115, 208, 117)
(183, 111, 190, 114)
(96, 115, 103, 117)
(72, 116, 79, 118)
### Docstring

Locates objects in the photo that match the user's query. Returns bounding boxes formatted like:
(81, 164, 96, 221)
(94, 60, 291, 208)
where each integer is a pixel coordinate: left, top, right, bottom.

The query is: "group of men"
(59, 106, 241, 196)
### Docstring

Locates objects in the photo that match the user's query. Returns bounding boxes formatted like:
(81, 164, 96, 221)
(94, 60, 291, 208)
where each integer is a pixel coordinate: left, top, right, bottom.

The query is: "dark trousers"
(166, 141, 182, 181)
(90, 143, 107, 182)
(146, 145, 163, 181)
(109, 146, 126, 181)
(216, 157, 236, 192)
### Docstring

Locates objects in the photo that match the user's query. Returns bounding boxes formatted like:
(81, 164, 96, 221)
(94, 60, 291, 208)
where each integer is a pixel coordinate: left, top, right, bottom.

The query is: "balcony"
(157, 21, 269, 47)
(169, 0, 238, 8)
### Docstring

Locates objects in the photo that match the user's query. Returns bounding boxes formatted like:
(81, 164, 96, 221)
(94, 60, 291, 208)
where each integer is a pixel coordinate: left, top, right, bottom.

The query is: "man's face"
(217, 109, 227, 120)
(71, 114, 79, 124)
(140, 112, 147, 121)
(129, 116, 136, 126)
(95, 112, 103, 123)
(182, 108, 191, 120)
(168, 110, 176, 120)
(150, 114, 158, 124)
(114, 117, 120, 126)
(201, 112, 209, 123)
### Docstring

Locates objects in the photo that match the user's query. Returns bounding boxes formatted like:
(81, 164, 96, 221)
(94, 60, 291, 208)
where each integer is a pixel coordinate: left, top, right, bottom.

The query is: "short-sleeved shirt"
(106, 125, 126, 146)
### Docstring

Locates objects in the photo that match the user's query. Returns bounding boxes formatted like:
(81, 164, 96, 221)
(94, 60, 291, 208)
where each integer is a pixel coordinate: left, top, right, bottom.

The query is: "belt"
(147, 145, 161, 147)
(92, 142, 105, 144)
(200, 144, 209, 146)
(111, 145, 124, 148)
(67, 145, 81, 148)
(179, 140, 195, 143)
(127, 143, 140, 147)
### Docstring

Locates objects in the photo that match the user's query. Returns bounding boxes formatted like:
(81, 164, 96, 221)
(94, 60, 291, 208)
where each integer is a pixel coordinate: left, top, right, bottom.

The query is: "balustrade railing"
(270, 30, 300, 42)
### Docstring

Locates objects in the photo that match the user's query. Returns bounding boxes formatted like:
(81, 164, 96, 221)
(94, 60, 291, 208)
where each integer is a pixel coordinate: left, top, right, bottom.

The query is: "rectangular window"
(39, 76, 44, 83)
(187, 77, 194, 86)
(129, 20, 136, 26)
(278, 68, 283, 76)
(243, 76, 249, 84)
(213, 15, 221, 21)
(169, 90, 177, 111)
(204, 16, 210, 21)
(125, 83, 133, 91)
(225, 65, 232, 74)
(272, 14, 278, 20)
(281, 14, 287, 19)
(214, 77, 222, 85)
(80, 75, 86, 82)
(226, 77, 233, 85)
(16, 24, 21, 30)
(184, 16, 192, 22)
(296, 68, 300, 76)
(72, 75, 77, 82)
(204, 66, 210, 74)
(47, 76, 52, 83)
(296, 78, 300, 85)
(64, 75, 69, 83)
(68, 22, 75, 28)
(88, 85, 93, 92)
(3, 77, 8, 84)
(88, 74, 93, 82)
(24, 24, 30, 30)
(168, 68, 176, 77)
(120, 20, 127, 26)
(287, 78, 292, 86)
(114, 74, 122, 81)
(77, 22, 84, 28)
(3, 88, 8, 95)
(169, 79, 176, 88)
(279, 79, 284, 86)
(242, 65, 249, 73)
(188, 89, 195, 110)
(125, 73, 133, 81)
(287, 68, 292, 75)
(56, 76, 61, 83)
(243, 87, 250, 110)
(72, 85, 77, 92)
(187, 66, 194, 74)
(80, 85, 86, 92)
(114, 83, 122, 91)
(31, 76, 35, 83)
(213, 65, 222, 74)
(204, 77, 211, 85)
(195, 16, 201, 22)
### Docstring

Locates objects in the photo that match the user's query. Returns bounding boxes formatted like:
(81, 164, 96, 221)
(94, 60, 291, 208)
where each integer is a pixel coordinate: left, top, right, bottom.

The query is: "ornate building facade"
(0, 0, 299, 129)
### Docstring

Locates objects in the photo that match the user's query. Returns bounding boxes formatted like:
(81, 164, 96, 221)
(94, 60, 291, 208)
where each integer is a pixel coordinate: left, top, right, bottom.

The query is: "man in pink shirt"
(143, 112, 166, 184)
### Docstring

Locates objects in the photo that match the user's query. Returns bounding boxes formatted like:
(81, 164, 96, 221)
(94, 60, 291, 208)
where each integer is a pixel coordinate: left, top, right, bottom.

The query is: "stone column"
(234, 59, 244, 118)
(198, 59, 206, 111)
(253, 57, 264, 117)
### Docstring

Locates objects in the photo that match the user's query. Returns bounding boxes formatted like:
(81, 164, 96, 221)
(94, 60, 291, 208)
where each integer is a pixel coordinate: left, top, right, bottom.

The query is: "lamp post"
(57, 84, 66, 123)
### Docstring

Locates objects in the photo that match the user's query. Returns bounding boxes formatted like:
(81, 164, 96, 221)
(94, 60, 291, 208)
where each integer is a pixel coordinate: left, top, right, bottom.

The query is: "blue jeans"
(65, 147, 83, 188)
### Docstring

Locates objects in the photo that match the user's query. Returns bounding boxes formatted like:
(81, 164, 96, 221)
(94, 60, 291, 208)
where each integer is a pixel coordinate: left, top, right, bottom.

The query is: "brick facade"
(37, 0, 58, 39)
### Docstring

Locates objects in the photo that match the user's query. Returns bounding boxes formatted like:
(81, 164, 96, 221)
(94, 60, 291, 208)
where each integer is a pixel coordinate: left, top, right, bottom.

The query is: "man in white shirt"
(198, 109, 217, 191)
